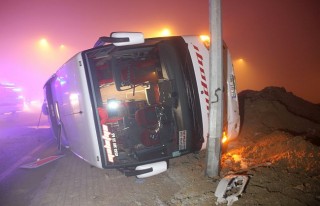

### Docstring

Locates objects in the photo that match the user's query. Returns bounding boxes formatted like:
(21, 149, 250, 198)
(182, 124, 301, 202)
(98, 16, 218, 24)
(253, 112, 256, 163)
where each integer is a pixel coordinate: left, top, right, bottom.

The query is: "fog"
(1, 0, 319, 103)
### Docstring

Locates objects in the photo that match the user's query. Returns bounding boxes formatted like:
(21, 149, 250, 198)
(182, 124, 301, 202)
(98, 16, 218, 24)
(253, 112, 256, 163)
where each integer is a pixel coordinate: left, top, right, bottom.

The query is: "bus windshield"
(84, 38, 199, 166)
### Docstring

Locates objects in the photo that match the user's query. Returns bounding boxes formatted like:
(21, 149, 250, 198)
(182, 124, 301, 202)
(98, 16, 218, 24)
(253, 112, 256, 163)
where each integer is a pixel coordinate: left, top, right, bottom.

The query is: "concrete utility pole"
(206, 0, 223, 177)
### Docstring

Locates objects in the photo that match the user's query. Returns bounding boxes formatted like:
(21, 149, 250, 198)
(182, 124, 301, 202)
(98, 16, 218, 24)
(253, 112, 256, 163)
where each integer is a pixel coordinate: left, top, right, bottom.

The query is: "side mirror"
(93, 32, 145, 48)
(111, 32, 145, 46)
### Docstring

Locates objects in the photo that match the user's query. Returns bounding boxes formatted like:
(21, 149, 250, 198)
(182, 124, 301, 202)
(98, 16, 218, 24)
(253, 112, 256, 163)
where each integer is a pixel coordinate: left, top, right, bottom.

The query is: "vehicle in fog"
(42, 32, 240, 178)
(0, 83, 24, 115)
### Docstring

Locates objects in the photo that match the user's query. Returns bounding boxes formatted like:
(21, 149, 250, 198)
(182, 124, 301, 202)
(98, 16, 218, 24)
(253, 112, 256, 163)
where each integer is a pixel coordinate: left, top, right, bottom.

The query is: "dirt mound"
(228, 87, 320, 174)
(238, 87, 320, 145)
(212, 86, 320, 205)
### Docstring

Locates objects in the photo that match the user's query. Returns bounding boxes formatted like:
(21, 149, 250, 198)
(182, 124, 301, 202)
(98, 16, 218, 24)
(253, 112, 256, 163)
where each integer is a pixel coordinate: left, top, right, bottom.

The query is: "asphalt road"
(0, 110, 60, 206)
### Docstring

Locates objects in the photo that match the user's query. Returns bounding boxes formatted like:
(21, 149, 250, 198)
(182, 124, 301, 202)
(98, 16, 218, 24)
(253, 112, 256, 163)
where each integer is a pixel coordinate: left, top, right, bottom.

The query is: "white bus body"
(43, 32, 240, 177)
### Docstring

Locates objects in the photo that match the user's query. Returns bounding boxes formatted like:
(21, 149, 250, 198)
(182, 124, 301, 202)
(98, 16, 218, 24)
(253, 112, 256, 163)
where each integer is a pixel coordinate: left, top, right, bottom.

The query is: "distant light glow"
(39, 38, 49, 47)
(30, 100, 42, 106)
(1, 82, 14, 86)
(200, 35, 210, 42)
(13, 87, 22, 92)
(233, 58, 246, 69)
(24, 102, 30, 111)
(161, 28, 171, 37)
(200, 35, 210, 49)
(24, 100, 42, 112)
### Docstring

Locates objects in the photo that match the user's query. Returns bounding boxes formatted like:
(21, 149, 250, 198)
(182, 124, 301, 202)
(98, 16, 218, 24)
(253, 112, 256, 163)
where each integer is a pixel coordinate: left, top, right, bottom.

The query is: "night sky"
(1, 0, 319, 103)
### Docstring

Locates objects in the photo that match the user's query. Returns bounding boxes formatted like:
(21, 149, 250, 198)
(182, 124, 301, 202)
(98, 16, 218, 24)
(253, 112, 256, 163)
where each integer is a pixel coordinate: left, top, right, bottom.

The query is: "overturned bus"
(43, 32, 240, 178)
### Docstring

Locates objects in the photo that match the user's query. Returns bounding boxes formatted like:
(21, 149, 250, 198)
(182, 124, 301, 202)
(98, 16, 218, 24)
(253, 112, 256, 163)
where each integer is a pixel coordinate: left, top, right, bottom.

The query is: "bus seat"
(98, 107, 108, 125)
(97, 107, 122, 125)
(96, 64, 113, 85)
(135, 106, 158, 128)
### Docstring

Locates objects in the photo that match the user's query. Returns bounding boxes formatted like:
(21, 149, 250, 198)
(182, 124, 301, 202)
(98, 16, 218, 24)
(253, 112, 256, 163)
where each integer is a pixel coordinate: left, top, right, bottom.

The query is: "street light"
(161, 28, 171, 36)
(39, 38, 49, 48)
(234, 58, 246, 69)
